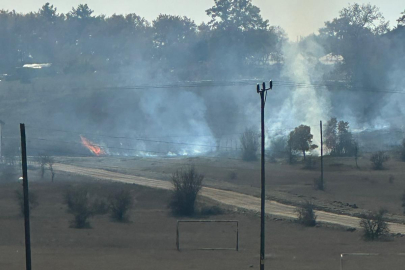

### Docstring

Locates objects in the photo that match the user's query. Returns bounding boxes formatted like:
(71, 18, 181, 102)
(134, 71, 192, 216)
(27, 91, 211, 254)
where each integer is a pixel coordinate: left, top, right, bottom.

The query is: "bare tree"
(109, 189, 133, 222)
(169, 165, 203, 216)
(360, 209, 389, 240)
(37, 154, 55, 181)
(353, 141, 359, 168)
(64, 186, 108, 228)
(240, 127, 259, 161)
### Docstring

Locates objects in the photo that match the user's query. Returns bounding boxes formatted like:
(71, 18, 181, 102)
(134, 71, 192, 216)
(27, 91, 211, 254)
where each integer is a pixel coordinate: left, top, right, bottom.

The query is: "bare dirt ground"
(55, 153, 405, 219)
(2, 172, 405, 270)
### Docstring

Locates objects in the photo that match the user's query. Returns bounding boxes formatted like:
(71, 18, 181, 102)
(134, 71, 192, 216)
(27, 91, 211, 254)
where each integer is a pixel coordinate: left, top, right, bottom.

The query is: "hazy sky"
(1, 0, 403, 39)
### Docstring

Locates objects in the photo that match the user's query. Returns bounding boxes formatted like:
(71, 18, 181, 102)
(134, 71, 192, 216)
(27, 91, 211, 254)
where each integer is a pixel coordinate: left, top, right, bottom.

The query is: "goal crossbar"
(176, 220, 239, 251)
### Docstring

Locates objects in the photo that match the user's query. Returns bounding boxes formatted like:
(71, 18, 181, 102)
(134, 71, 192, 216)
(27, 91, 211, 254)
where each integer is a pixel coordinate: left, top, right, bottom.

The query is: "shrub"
(228, 171, 237, 180)
(199, 205, 224, 216)
(295, 201, 317, 226)
(240, 128, 259, 161)
(15, 189, 39, 216)
(313, 177, 324, 191)
(269, 136, 288, 158)
(169, 165, 203, 216)
(109, 189, 133, 222)
(370, 151, 389, 170)
(303, 156, 317, 170)
(64, 186, 108, 228)
(360, 209, 389, 240)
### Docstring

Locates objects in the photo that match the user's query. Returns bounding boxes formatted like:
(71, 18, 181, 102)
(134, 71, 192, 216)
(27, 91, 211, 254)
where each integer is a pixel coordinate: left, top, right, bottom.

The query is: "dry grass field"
(2, 170, 405, 270)
(57, 152, 405, 218)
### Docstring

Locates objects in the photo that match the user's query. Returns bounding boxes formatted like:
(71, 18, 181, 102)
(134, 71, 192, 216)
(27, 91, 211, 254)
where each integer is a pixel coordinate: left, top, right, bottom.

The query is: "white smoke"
(270, 40, 332, 147)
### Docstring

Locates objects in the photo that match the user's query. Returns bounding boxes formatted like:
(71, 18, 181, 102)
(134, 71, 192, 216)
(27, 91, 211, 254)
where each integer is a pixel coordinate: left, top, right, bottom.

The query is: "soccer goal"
(176, 220, 239, 251)
(340, 253, 405, 270)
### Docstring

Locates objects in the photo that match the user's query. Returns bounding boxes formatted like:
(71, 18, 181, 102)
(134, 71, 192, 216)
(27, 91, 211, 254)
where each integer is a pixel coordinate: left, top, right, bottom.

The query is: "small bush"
(303, 156, 317, 170)
(199, 205, 223, 216)
(228, 171, 237, 180)
(370, 151, 389, 170)
(15, 190, 39, 216)
(65, 186, 108, 228)
(360, 209, 389, 240)
(313, 177, 324, 191)
(109, 189, 133, 222)
(169, 165, 203, 216)
(269, 136, 288, 158)
(240, 128, 259, 161)
(296, 201, 317, 226)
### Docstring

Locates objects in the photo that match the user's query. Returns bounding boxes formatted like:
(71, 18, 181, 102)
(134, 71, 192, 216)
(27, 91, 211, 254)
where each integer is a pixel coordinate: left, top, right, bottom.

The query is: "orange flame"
(80, 135, 105, 156)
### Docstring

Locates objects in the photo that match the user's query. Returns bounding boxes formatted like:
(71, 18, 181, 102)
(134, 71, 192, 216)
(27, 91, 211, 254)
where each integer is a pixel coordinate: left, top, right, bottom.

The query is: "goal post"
(176, 220, 239, 251)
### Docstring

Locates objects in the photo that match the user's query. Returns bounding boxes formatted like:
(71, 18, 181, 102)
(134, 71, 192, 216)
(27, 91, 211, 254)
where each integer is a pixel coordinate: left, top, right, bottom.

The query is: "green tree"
(38, 2, 58, 22)
(336, 121, 354, 156)
(206, 0, 269, 31)
(288, 125, 318, 160)
(397, 10, 405, 26)
(67, 4, 94, 20)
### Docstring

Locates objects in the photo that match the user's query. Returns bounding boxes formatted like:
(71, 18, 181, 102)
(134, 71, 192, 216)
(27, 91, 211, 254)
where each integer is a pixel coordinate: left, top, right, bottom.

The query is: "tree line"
(0, 1, 404, 86)
(0, 1, 285, 80)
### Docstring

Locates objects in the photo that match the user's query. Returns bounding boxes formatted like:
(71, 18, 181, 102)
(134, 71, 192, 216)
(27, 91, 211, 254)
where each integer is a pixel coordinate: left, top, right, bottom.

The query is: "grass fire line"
(80, 135, 106, 156)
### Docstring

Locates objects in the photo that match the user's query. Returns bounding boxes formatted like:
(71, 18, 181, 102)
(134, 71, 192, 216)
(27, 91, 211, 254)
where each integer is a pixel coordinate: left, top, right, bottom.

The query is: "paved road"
(54, 163, 405, 234)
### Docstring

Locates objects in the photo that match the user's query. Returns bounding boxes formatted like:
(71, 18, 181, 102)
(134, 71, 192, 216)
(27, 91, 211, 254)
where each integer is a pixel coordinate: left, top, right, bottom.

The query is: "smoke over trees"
(0, 1, 404, 156)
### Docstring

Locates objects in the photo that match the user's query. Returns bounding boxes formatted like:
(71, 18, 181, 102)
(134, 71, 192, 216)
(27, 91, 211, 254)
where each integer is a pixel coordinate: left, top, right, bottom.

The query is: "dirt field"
(1, 171, 405, 270)
(56, 152, 405, 218)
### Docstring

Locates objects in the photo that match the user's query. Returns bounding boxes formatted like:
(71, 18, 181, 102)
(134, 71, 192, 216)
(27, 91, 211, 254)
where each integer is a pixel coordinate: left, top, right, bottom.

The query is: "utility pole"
(20, 123, 32, 270)
(320, 121, 324, 190)
(257, 81, 272, 270)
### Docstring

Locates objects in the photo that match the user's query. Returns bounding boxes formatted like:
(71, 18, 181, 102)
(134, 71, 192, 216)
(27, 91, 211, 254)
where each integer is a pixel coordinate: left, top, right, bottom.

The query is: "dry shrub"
(240, 128, 259, 161)
(370, 151, 389, 170)
(313, 177, 324, 191)
(303, 156, 317, 170)
(109, 189, 133, 222)
(65, 186, 108, 228)
(169, 165, 203, 216)
(296, 201, 317, 227)
(360, 209, 389, 241)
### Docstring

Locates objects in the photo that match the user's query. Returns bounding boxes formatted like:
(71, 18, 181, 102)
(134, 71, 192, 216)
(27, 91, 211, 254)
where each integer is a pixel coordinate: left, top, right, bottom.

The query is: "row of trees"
(241, 118, 357, 162)
(0, 1, 285, 80)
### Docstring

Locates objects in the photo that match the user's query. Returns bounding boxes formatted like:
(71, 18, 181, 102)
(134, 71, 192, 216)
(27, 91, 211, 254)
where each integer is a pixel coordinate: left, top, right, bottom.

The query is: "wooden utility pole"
(20, 123, 32, 270)
(257, 81, 272, 270)
(320, 121, 324, 190)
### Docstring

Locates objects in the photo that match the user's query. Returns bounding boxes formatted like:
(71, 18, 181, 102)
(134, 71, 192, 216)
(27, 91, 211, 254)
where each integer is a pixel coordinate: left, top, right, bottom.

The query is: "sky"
(1, 0, 403, 39)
